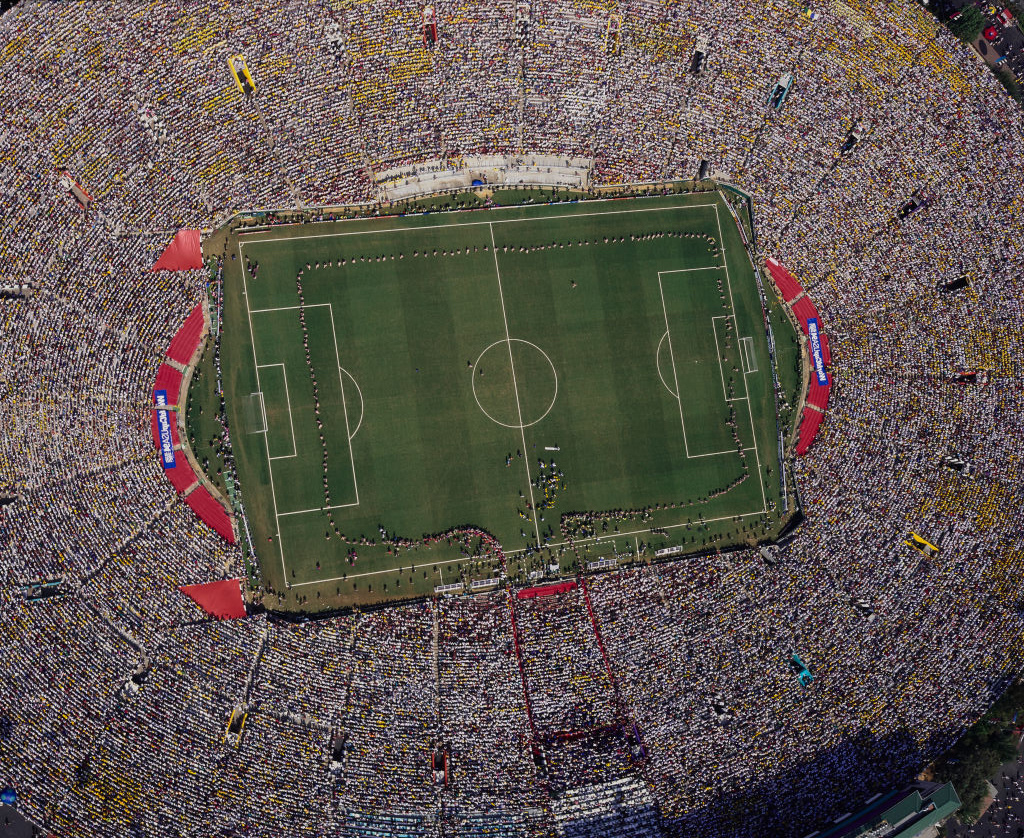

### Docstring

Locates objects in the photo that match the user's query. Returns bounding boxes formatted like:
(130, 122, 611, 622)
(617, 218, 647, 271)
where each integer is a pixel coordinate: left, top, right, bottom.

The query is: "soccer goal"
(244, 391, 268, 434)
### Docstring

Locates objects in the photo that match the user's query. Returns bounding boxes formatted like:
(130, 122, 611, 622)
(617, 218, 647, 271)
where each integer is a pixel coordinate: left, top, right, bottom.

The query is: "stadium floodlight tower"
(789, 652, 814, 688)
(767, 72, 794, 111)
(951, 367, 991, 385)
(937, 271, 970, 294)
(422, 5, 438, 46)
(940, 452, 976, 477)
(850, 596, 876, 621)
(905, 532, 941, 558)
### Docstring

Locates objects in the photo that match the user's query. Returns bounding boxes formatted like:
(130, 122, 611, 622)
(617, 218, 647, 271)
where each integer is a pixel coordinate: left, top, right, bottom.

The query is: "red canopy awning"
(153, 229, 203, 271)
(178, 579, 247, 619)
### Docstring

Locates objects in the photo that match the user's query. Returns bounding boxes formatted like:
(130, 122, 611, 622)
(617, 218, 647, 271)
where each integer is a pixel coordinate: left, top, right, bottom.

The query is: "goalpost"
(245, 391, 268, 434)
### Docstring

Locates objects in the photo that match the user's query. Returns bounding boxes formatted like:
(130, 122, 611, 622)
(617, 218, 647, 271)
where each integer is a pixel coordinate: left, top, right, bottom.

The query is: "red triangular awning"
(153, 229, 203, 271)
(178, 579, 247, 619)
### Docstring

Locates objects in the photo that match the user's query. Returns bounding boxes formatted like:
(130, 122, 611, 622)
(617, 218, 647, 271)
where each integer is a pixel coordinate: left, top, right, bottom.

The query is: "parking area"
(941, 0, 1024, 83)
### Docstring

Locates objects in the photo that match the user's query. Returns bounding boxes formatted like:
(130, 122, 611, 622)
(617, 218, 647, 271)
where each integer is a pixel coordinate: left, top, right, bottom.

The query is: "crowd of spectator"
(1, 0, 1023, 836)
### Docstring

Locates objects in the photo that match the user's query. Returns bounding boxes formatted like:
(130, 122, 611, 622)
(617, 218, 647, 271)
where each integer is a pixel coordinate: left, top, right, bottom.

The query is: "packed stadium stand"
(0, 0, 1022, 837)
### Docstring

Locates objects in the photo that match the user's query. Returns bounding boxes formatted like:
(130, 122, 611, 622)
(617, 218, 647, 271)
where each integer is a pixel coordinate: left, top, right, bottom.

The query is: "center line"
(489, 223, 541, 548)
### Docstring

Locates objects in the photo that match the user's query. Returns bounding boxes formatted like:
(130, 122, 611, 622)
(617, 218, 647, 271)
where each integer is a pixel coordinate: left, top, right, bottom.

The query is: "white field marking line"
(501, 509, 768, 558)
(267, 302, 360, 517)
(239, 194, 700, 236)
(658, 266, 727, 275)
(238, 238, 288, 585)
(251, 391, 268, 434)
(277, 501, 359, 517)
(471, 338, 558, 429)
(656, 270, 691, 459)
(326, 302, 360, 506)
(711, 315, 748, 403)
(490, 221, 541, 548)
(257, 363, 298, 459)
(740, 336, 758, 374)
(655, 332, 677, 399)
(711, 316, 728, 402)
(238, 202, 720, 248)
(250, 304, 303, 314)
(295, 506, 769, 585)
(254, 304, 364, 433)
(340, 368, 365, 439)
(656, 265, 727, 457)
(289, 553, 443, 588)
(714, 203, 767, 514)
(687, 448, 747, 458)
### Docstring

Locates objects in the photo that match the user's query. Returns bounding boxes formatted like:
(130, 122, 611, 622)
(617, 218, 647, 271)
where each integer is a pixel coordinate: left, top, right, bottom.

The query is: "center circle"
(471, 339, 558, 429)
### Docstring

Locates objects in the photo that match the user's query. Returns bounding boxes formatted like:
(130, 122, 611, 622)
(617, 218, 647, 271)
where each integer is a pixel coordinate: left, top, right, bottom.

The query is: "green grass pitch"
(219, 191, 792, 608)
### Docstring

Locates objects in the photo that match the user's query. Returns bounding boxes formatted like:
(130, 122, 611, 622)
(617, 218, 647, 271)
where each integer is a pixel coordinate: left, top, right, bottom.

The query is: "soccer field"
(220, 191, 790, 606)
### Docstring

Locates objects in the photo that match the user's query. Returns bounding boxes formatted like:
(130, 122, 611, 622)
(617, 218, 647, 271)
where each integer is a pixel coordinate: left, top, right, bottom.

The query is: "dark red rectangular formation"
(185, 487, 235, 542)
(765, 257, 804, 301)
(152, 229, 204, 272)
(153, 363, 183, 402)
(165, 303, 205, 365)
(149, 300, 236, 544)
(795, 409, 824, 454)
(516, 581, 578, 599)
(164, 460, 198, 495)
(764, 258, 832, 456)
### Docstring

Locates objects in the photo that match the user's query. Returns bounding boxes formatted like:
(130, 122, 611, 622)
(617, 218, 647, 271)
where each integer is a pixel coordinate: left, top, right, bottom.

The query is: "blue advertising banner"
(153, 389, 176, 468)
(806, 318, 829, 386)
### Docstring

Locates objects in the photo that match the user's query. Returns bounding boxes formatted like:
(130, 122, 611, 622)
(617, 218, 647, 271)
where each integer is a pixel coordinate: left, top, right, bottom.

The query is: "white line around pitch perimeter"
(291, 507, 769, 586)
(239, 203, 719, 248)
(277, 501, 360, 517)
(714, 204, 767, 515)
(498, 508, 769, 559)
(238, 238, 288, 586)
(490, 222, 541, 548)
